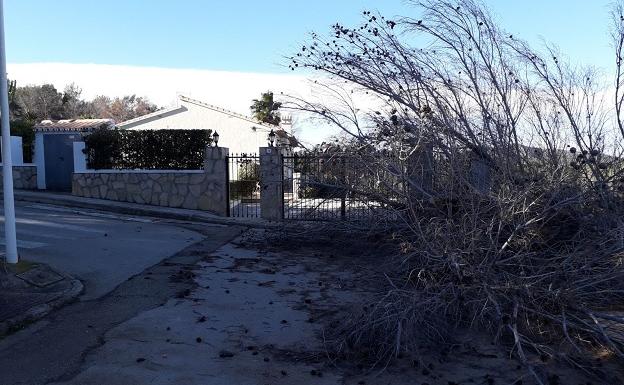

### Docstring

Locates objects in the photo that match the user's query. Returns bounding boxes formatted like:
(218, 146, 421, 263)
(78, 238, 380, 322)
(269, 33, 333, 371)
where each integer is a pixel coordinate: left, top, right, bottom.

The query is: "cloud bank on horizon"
(7, 62, 346, 145)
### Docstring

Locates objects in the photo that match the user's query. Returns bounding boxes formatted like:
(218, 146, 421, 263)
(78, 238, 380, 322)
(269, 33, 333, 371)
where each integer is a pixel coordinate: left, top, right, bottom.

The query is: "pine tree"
(250, 91, 281, 126)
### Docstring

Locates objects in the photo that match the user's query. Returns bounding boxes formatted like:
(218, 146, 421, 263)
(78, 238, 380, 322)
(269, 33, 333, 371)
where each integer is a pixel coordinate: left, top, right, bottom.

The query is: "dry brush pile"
(286, 0, 624, 381)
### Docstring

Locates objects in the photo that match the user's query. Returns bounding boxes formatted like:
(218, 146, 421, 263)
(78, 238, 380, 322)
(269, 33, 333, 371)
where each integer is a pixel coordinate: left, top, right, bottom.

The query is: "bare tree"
(86, 94, 158, 123)
(15, 84, 65, 120)
(286, 0, 624, 381)
(61, 83, 89, 118)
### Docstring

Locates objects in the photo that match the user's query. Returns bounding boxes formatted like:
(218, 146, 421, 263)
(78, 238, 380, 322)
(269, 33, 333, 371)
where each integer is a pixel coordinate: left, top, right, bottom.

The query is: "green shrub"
(239, 161, 260, 181)
(84, 128, 212, 170)
(83, 128, 121, 169)
(229, 180, 259, 197)
(230, 161, 260, 198)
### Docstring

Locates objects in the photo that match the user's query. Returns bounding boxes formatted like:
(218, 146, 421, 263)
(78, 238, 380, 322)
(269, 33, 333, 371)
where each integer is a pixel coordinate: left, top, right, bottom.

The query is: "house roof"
(117, 94, 277, 131)
(275, 129, 301, 148)
(34, 119, 114, 132)
(115, 105, 185, 129)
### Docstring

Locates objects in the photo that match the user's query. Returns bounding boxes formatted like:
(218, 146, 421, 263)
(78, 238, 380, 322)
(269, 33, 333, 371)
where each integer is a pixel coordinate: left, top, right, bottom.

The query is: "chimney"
(280, 114, 293, 133)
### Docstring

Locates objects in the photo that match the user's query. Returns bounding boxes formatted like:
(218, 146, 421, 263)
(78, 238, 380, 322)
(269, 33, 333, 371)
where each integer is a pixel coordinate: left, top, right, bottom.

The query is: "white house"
(117, 94, 295, 154)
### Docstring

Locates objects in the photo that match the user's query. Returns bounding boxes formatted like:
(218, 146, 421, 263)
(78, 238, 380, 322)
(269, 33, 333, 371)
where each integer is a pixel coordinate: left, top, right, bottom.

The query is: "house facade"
(117, 95, 293, 154)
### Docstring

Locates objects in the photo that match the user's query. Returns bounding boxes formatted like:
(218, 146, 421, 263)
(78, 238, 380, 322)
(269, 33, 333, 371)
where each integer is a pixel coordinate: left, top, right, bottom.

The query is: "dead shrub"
(285, 0, 624, 382)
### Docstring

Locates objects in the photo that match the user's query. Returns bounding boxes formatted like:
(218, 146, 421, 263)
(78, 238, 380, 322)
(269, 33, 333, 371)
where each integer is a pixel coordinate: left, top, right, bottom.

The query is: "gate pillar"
(203, 146, 229, 216)
(260, 147, 283, 221)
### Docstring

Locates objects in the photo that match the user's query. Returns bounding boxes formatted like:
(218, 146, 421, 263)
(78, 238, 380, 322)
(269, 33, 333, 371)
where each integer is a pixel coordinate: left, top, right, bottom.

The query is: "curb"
(12, 191, 281, 229)
(0, 274, 84, 337)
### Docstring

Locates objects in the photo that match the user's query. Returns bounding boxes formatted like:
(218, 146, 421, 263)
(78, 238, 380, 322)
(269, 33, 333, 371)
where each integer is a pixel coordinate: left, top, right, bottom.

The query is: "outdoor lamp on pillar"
(268, 129, 276, 147)
(212, 131, 219, 147)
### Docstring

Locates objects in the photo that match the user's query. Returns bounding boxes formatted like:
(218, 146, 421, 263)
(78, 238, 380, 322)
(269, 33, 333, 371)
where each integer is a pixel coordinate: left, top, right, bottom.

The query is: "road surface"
(0, 201, 243, 385)
(0, 202, 203, 299)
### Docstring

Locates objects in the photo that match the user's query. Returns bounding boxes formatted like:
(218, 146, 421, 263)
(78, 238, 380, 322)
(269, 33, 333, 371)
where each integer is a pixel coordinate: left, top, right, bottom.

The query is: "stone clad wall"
(0, 165, 37, 190)
(71, 146, 229, 216)
(72, 171, 220, 212)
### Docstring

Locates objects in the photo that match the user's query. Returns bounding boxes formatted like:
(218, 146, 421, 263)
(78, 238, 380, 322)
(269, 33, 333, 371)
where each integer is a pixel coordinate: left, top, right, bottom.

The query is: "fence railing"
(282, 155, 403, 221)
(227, 153, 260, 218)
(69, 142, 465, 222)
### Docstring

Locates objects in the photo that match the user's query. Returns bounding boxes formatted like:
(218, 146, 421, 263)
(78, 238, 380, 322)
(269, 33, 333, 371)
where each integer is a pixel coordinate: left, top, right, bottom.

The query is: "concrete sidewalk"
(0, 223, 245, 385)
(12, 190, 274, 228)
(0, 261, 82, 336)
(50, 230, 345, 385)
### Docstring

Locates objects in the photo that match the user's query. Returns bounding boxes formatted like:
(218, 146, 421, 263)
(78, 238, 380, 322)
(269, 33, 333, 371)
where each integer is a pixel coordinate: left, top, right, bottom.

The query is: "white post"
(0, 0, 17, 264)
(33, 132, 45, 189)
(10, 136, 22, 165)
(73, 141, 87, 172)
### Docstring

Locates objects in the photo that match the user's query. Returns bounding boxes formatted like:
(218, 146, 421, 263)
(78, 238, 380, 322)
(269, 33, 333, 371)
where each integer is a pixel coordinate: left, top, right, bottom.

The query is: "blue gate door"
(44, 134, 77, 191)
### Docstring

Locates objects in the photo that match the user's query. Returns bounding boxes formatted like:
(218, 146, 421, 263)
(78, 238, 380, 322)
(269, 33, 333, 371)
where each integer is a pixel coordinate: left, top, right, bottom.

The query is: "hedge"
(229, 180, 259, 198)
(84, 128, 212, 170)
(229, 161, 260, 197)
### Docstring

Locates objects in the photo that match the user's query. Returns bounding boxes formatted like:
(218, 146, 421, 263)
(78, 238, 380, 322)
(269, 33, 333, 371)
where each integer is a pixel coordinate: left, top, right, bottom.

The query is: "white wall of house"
(73, 142, 87, 173)
(120, 97, 274, 155)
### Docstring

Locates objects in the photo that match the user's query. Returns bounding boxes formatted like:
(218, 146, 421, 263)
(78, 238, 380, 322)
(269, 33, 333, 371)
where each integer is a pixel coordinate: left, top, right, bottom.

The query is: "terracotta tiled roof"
(34, 119, 114, 132)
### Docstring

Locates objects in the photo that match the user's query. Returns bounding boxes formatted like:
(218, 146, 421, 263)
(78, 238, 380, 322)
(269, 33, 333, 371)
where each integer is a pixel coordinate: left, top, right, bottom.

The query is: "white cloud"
(6, 62, 345, 144)
(7, 62, 313, 111)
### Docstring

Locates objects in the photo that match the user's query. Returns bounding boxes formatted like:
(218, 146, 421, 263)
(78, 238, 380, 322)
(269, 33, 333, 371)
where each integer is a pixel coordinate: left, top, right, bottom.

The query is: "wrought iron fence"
(227, 153, 260, 217)
(226, 149, 440, 221)
(282, 154, 403, 221)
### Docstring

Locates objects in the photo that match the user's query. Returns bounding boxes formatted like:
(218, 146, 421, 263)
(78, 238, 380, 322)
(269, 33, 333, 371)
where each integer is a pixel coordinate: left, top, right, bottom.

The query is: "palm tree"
(250, 91, 281, 126)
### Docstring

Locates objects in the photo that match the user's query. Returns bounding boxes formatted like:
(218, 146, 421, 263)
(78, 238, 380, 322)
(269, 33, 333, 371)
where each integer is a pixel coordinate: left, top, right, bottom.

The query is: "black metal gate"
(282, 154, 399, 221)
(227, 153, 260, 217)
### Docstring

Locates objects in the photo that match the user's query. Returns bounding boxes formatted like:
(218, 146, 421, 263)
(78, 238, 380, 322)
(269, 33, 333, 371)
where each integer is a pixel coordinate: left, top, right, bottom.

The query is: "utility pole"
(0, 0, 18, 264)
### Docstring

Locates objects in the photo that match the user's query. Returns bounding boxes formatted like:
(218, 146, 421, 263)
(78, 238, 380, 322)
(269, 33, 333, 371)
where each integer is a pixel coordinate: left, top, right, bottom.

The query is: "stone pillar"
(408, 142, 434, 199)
(469, 156, 492, 194)
(73, 142, 87, 172)
(203, 146, 229, 216)
(260, 147, 283, 221)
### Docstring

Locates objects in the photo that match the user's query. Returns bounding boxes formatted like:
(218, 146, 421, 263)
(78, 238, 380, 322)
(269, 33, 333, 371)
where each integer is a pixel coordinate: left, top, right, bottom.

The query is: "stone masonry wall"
(0, 165, 37, 190)
(72, 172, 221, 212)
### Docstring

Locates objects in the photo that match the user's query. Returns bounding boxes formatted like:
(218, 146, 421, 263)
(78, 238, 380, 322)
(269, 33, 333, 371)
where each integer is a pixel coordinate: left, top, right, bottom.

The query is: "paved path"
(0, 212, 243, 385)
(50, 232, 346, 385)
(1, 202, 203, 299)
(1, 222, 582, 385)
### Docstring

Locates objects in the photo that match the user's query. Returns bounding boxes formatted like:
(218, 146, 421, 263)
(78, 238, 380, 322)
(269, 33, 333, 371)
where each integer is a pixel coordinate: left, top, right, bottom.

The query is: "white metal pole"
(0, 0, 17, 264)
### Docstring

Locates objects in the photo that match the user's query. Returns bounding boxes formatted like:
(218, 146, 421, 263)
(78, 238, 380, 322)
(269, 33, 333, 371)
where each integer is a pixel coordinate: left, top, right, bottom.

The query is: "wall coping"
(0, 163, 36, 167)
(74, 169, 204, 174)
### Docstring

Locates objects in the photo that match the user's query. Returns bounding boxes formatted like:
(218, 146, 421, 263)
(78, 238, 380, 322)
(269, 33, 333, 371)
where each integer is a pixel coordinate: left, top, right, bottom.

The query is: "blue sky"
(4, 0, 617, 73)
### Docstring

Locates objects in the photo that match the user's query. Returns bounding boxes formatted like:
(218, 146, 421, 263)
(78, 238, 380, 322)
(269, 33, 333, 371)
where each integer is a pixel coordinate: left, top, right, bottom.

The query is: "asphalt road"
(0, 202, 203, 299)
(0, 201, 243, 385)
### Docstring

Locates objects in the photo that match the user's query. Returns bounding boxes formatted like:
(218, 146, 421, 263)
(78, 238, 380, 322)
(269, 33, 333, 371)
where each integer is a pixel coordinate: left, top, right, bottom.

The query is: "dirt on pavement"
(51, 228, 623, 385)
